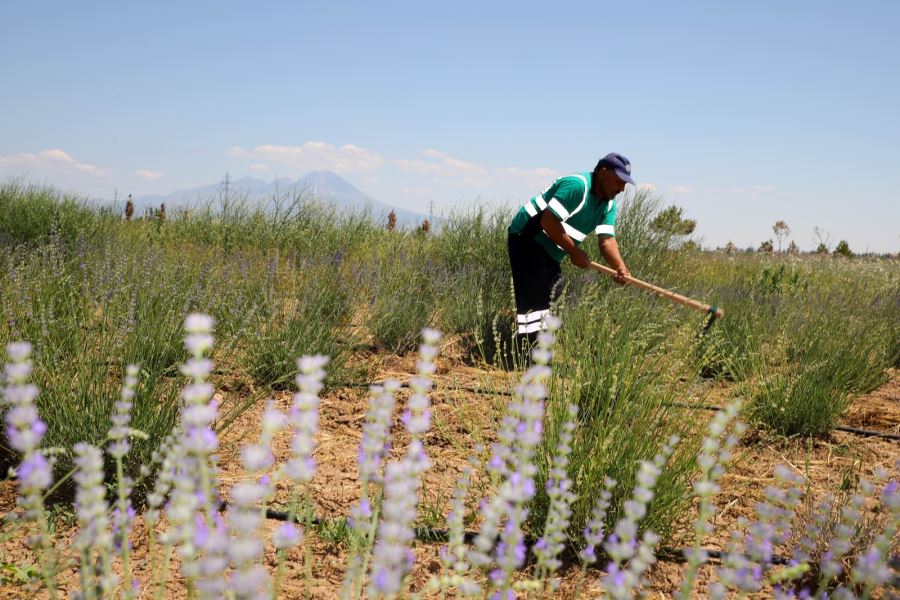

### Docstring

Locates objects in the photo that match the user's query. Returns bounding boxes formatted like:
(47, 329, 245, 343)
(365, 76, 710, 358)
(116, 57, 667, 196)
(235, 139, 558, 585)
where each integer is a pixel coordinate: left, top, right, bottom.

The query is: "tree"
(651, 206, 697, 237)
(773, 220, 790, 252)
(787, 240, 799, 254)
(834, 240, 853, 258)
(651, 205, 697, 249)
(813, 226, 832, 254)
(758, 239, 774, 253)
(724, 241, 737, 255)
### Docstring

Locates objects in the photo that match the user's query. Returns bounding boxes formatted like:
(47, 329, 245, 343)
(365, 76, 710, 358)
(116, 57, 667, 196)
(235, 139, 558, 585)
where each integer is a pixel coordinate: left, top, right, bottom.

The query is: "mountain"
(115, 172, 429, 227)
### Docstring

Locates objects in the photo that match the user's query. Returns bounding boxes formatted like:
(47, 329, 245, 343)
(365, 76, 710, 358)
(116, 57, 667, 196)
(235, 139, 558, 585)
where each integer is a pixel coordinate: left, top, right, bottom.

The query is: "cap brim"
(615, 169, 635, 185)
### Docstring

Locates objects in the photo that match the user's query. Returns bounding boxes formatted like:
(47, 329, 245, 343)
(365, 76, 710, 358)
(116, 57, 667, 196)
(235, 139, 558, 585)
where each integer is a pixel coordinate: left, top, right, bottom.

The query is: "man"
(507, 152, 634, 347)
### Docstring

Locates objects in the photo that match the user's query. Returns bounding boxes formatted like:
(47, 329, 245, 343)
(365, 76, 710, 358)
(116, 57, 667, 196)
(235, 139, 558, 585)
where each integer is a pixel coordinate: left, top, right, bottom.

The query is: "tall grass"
(0, 181, 113, 247)
(244, 254, 358, 389)
(0, 178, 897, 490)
(747, 289, 897, 437)
(0, 234, 261, 499)
(529, 278, 702, 542)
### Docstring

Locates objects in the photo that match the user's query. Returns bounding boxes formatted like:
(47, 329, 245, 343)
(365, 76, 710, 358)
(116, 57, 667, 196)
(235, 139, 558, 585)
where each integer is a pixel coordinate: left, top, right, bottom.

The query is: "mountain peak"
(123, 171, 427, 227)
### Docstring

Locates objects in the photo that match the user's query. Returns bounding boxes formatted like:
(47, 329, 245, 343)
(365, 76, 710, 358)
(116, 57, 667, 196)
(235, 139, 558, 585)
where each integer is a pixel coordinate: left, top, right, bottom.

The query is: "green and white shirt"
(508, 172, 617, 262)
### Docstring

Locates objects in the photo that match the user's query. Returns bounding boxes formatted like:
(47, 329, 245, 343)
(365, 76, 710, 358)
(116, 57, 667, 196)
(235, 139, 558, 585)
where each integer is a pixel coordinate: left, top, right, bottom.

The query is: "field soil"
(1, 353, 898, 599)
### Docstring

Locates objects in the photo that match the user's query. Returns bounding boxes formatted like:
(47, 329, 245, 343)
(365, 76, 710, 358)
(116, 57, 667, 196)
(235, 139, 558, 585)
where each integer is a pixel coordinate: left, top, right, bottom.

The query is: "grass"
(0, 176, 897, 499)
(529, 282, 703, 542)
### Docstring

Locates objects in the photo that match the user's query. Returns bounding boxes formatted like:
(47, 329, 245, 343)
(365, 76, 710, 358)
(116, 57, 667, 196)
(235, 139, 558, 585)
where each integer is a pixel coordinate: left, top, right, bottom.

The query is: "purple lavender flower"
(162, 313, 223, 590)
(429, 456, 479, 595)
(281, 355, 327, 484)
(3, 342, 52, 528)
(273, 522, 302, 550)
(368, 458, 420, 597)
(679, 400, 744, 600)
(580, 476, 617, 566)
(533, 401, 578, 580)
(356, 381, 399, 485)
(108, 364, 140, 459)
(227, 479, 272, 599)
(469, 316, 559, 596)
(73, 443, 118, 595)
(367, 328, 443, 597)
(601, 437, 678, 598)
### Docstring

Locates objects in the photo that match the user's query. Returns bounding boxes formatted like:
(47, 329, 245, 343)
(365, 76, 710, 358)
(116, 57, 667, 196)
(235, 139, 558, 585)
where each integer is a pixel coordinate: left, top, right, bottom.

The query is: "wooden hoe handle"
(588, 261, 725, 319)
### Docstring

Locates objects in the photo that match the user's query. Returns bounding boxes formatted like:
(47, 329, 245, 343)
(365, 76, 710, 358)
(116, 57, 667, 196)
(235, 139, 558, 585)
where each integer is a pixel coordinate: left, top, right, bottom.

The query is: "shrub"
(368, 241, 436, 354)
(244, 255, 356, 389)
(530, 284, 701, 543)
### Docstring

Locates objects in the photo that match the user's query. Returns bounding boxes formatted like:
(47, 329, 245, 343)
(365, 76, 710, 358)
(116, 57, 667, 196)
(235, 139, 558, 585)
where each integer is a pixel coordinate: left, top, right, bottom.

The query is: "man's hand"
(569, 247, 591, 269)
(613, 265, 631, 285)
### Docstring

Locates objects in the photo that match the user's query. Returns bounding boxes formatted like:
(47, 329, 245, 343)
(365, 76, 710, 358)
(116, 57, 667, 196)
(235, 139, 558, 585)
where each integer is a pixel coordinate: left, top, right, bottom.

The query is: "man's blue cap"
(596, 153, 634, 185)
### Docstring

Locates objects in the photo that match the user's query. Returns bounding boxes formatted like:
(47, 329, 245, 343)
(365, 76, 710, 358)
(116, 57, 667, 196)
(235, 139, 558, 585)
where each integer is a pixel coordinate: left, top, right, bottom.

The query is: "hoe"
(588, 261, 724, 331)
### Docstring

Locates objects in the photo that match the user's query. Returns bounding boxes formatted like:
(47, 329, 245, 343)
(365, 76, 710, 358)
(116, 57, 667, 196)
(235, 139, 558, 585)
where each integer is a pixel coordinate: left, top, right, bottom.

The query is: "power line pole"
(222, 171, 231, 204)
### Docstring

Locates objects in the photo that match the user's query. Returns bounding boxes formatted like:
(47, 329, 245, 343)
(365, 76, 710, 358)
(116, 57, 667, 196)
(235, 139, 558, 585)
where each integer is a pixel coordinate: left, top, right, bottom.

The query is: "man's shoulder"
(554, 172, 590, 194)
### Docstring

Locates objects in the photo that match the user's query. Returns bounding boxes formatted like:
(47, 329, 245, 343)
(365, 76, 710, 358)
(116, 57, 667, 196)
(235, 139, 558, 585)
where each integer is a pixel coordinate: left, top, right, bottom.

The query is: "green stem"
(679, 501, 710, 599)
(79, 547, 94, 600)
(41, 465, 76, 501)
(302, 488, 314, 600)
(115, 457, 133, 599)
(36, 504, 59, 600)
(153, 544, 172, 600)
(353, 497, 382, 599)
(273, 487, 301, 597)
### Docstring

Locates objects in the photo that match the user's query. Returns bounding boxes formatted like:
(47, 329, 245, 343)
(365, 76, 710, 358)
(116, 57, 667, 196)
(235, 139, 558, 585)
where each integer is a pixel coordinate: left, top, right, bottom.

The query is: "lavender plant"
(341, 380, 400, 599)
(72, 442, 116, 599)
(158, 313, 223, 595)
(107, 364, 145, 599)
(275, 354, 327, 597)
(573, 476, 618, 598)
(678, 399, 745, 599)
(467, 315, 560, 598)
(600, 435, 679, 599)
(426, 455, 480, 598)
(367, 328, 441, 598)
(228, 402, 286, 600)
(2, 304, 899, 599)
(531, 400, 579, 594)
(3, 341, 58, 597)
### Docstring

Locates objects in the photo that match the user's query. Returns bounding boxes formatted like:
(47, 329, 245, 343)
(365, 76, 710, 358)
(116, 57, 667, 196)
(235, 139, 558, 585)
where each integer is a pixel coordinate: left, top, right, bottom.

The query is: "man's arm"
(598, 235, 631, 284)
(540, 211, 590, 268)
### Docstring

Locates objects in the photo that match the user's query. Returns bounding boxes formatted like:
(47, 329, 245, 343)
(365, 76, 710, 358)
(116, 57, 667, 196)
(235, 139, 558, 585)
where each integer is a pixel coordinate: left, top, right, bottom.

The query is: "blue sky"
(2, 1, 898, 252)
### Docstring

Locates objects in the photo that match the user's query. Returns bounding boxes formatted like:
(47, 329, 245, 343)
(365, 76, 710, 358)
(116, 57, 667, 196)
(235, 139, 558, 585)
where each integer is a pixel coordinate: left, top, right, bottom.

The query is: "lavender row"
(3, 313, 898, 598)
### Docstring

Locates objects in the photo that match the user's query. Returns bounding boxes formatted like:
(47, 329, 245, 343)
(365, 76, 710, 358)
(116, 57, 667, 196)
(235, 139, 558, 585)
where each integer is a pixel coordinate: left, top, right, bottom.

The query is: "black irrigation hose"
(340, 381, 900, 443)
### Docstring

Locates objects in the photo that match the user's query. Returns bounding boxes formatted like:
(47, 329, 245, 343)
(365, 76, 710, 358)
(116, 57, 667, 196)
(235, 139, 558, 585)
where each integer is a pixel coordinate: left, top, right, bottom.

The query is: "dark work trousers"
(507, 230, 562, 350)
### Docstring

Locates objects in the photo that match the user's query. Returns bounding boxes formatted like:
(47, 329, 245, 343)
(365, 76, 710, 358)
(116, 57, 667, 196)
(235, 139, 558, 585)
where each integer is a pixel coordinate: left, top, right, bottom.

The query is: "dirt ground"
(1, 351, 897, 599)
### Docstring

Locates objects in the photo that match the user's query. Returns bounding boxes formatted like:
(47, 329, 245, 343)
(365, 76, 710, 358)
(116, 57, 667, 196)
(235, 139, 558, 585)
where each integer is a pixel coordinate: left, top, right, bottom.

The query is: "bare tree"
(773, 220, 790, 252)
(813, 226, 832, 253)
